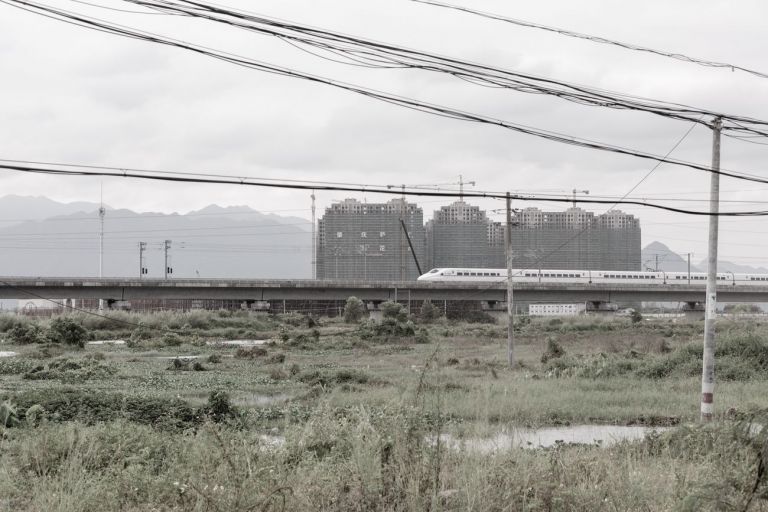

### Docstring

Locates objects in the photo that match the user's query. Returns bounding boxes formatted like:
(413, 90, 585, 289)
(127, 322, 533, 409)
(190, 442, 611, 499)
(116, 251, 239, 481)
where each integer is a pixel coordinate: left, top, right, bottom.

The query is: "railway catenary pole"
(506, 192, 515, 367)
(701, 117, 722, 422)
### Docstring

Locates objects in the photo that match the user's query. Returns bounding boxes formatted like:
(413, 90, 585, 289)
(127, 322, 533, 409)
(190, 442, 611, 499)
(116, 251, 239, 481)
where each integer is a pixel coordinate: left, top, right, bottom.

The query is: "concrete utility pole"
(164, 240, 172, 280)
(311, 191, 316, 280)
(98, 187, 106, 311)
(701, 117, 722, 423)
(138, 242, 147, 278)
(506, 192, 515, 367)
(687, 253, 692, 284)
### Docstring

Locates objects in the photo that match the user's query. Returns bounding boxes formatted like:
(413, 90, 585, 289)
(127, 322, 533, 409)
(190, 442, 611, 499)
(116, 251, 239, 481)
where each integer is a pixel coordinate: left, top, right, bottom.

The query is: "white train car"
(417, 268, 768, 286)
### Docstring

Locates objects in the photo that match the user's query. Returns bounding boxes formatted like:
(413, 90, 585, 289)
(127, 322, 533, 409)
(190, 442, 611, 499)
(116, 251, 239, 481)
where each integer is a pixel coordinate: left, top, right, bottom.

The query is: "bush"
(629, 309, 643, 324)
(343, 296, 366, 323)
(0, 400, 20, 428)
(161, 332, 183, 346)
(47, 317, 89, 348)
(23, 357, 117, 383)
(380, 301, 408, 322)
(6, 323, 47, 344)
(541, 337, 566, 364)
(25, 404, 45, 427)
(202, 391, 238, 423)
(235, 346, 268, 359)
(419, 300, 441, 323)
(5, 389, 200, 430)
(359, 318, 416, 340)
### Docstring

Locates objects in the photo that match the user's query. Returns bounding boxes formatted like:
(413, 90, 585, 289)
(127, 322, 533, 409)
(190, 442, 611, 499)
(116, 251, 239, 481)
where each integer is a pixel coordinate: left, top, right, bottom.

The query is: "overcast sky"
(1, 0, 767, 267)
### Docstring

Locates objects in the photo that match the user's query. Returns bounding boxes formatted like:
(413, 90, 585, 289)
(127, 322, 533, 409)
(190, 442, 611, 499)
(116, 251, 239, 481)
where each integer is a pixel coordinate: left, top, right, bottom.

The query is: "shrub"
(161, 332, 183, 346)
(267, 353, 286, 364)
(235, 347, 268, 359)
(419, 300, 441, 323)
(380, 301, 408, 322)
(6, 389, 200, 430)
(47, 317, 89, 347)
(23, 357, 117, 383)
(541, 337, 566, 363)
(629, 309, 643, 324)
(25, 404, 46, 427)
(202, 391, 237, 423)
(6, 323, 47, 344)
(343, 296, 366, 323)
(0, 400, 20, 428)
(207, 354, 222, 364)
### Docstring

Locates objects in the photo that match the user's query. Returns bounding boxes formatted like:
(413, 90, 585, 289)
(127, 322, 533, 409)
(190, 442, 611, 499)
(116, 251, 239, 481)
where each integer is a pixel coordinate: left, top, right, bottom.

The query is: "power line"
(411, 0, 768, 81)
(114, 0, 768, 136)
(2, 160, 768, 217)
(5, 0, 768, 185)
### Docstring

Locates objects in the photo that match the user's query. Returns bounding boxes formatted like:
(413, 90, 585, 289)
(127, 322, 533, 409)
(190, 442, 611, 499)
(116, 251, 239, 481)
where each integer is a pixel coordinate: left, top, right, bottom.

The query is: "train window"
(458, 272, 465, 276)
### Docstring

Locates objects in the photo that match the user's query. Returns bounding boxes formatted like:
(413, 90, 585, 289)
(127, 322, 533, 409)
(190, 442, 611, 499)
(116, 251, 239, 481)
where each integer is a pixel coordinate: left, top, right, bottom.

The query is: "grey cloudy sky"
(1, 0, 767, 267)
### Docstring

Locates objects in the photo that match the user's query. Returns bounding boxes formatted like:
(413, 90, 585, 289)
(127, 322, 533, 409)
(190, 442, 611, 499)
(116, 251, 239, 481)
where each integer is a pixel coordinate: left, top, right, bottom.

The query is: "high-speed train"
(417, 268, 768, 286)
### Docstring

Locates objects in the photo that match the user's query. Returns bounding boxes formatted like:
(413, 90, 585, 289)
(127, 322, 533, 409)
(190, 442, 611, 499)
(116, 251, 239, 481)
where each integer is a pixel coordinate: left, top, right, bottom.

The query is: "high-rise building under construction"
(316, 199, 640, 280)
(502, 207, 641, 270)
(316, 198, 426, 280)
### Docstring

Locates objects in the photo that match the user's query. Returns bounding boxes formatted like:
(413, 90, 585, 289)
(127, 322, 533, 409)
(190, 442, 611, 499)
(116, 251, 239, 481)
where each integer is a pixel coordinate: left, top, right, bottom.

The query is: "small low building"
(529, 303, 586, 316)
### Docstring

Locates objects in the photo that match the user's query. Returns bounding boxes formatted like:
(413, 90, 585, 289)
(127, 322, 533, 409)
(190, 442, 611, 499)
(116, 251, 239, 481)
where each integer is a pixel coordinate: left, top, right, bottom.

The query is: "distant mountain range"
(641, 241, 768, 274)
(0, 195, 312, 281)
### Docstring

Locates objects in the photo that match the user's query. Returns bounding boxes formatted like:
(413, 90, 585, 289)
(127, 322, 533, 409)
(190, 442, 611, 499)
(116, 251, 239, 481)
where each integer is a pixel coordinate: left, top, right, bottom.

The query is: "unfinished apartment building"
(316, 198, 426, 280)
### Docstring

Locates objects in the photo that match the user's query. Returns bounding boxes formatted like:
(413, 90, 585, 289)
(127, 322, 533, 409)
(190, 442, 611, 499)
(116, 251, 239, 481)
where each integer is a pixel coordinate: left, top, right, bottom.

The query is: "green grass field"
(1, 308, 767, 511)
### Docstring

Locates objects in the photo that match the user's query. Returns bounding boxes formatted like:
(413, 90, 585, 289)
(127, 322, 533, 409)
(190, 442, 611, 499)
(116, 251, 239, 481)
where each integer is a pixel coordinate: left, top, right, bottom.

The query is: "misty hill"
(697, 260, 768, 274)
(641, 242, 701, 272)
(643, 241, 768, 274)
(0, 199, 312, 279)
(0, 195, 108, 227)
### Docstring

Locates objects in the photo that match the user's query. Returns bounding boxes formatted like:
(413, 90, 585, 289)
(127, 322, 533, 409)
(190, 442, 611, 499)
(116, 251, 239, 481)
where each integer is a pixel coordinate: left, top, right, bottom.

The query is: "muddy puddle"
(87, 340, 127, 346)
(441, 425, 670, 452)
(0, 351, 18, 358)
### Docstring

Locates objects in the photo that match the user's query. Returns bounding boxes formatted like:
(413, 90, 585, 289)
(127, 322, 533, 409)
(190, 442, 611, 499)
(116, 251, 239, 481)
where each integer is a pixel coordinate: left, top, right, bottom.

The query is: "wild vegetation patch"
(543, 332, 768, 380)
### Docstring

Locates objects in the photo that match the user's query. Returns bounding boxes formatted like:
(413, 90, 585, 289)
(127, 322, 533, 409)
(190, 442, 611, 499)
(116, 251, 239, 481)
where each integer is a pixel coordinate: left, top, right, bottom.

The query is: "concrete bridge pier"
(586, 301, 619, 314)
(681, 301, 705, 321)
(367, 301, 382, 321)
(482, 300, 509, 324)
